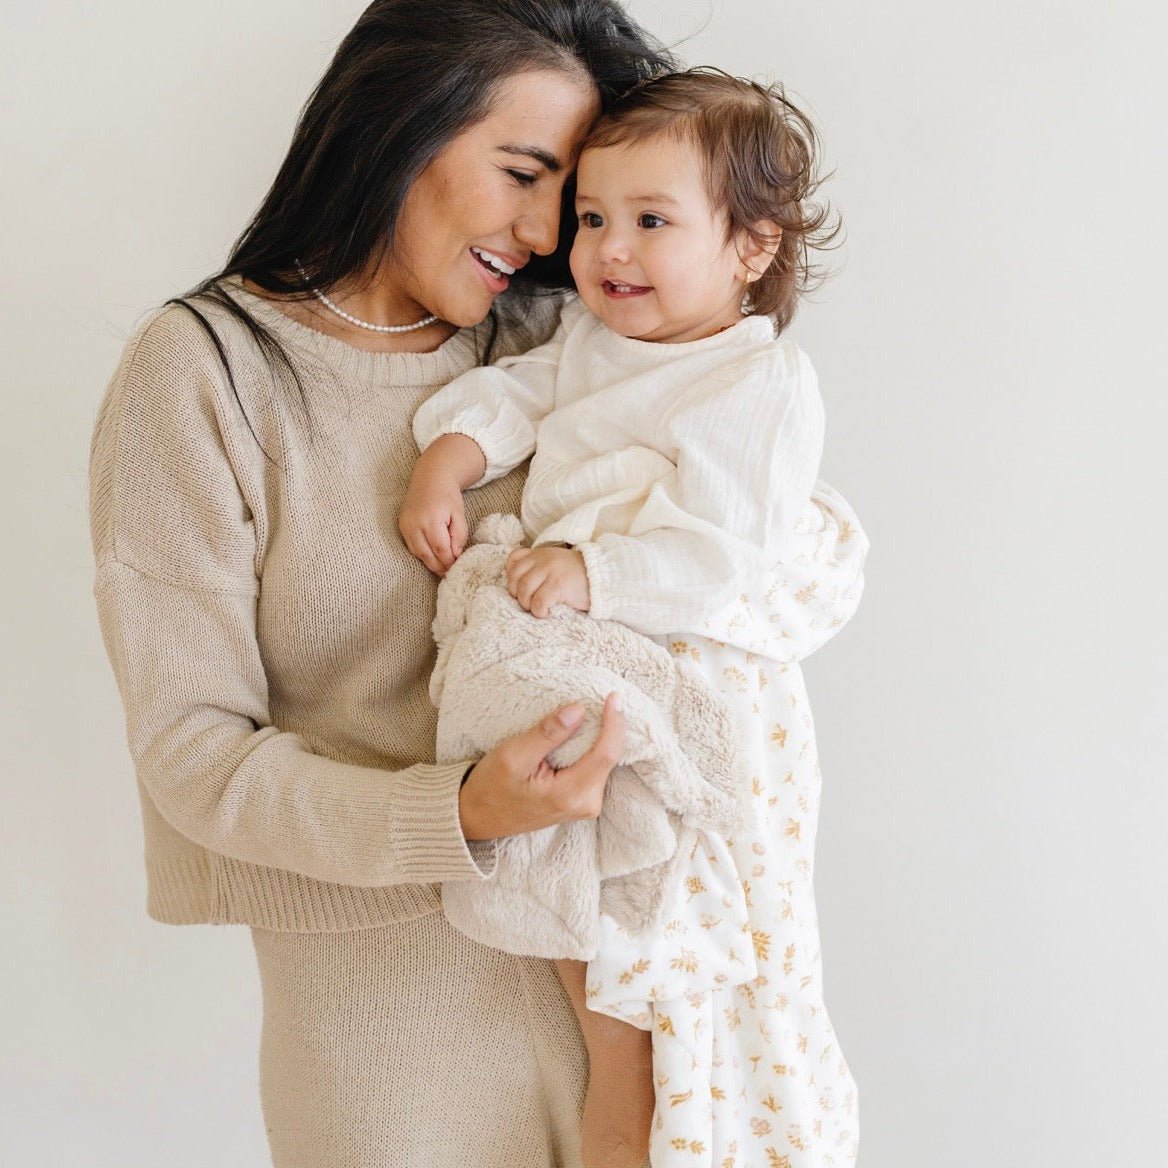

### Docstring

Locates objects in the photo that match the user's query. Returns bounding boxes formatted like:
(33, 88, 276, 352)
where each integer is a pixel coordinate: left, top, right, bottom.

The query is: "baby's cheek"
(569, 245, 602, 313)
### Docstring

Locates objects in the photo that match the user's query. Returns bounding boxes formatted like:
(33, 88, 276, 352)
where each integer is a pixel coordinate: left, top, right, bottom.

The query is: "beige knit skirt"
(251, 909, 588, 1168)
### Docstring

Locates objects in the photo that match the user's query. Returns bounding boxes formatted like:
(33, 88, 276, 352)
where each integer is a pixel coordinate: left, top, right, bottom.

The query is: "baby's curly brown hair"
(582, 68, 841, 333)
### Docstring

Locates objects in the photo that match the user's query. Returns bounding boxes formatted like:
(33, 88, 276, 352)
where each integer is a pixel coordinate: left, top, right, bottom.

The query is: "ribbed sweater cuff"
(145, 852, 215, 924)
(388, 761, 499, 881)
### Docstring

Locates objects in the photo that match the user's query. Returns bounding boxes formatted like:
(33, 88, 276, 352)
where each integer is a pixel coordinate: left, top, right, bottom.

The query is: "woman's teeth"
(471, 247, 516, 277)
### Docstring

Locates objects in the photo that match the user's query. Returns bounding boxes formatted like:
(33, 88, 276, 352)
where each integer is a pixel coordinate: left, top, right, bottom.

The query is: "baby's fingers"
(403, 529, 444, 576)
(402, 512, 453, 576)
(529, 581, 562, 619)
(449, 507, 469, 560)
(506, 550, 535, 594)
(418, 516, 458, 571)
(511, 564, 547, 612)
(506, 547, 532, 577)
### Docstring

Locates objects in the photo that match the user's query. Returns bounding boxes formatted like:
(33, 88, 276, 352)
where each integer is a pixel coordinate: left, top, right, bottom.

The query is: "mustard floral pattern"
(586, 540, 862, 1168)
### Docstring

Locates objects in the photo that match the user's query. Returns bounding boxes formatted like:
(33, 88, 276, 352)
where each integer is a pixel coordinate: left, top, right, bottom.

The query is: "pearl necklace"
(295, 262, 438, 334)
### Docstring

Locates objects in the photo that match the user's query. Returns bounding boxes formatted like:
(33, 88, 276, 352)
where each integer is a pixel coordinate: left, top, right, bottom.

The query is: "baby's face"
(569, 135, 747, 343)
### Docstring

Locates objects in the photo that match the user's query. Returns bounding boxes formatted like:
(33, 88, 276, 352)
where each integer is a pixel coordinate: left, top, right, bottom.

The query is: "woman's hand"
(459, 694, 625, 840)
(506, 546, 591, 618)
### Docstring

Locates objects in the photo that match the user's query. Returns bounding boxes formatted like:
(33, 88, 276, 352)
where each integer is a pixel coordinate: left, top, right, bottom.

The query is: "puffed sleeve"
(413, 298, 591, 485)
(579, 341, 825, 636)
(90, 307, 496, 888)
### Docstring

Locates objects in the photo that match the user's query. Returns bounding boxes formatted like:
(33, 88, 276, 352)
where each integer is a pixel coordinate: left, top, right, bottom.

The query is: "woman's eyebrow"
(499, 144, 562, 172)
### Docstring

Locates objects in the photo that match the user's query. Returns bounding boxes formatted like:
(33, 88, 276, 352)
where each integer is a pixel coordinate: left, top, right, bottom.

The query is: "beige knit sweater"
(90, 282, 558, 930)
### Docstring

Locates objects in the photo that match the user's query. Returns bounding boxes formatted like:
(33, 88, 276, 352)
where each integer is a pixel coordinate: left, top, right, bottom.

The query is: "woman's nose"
(515, 190, 563, 257)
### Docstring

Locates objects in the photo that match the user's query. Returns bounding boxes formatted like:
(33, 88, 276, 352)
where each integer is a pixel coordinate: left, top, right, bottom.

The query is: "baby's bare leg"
(554, 958, 654, 1168)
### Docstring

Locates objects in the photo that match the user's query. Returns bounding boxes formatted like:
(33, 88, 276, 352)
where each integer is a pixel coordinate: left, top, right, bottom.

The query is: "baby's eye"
(638, 213, 667, 229)
(578, 211, 604, 228)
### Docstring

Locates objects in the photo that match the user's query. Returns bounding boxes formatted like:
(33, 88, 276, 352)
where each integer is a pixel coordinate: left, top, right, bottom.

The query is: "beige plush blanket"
(431, 514, 747, 960)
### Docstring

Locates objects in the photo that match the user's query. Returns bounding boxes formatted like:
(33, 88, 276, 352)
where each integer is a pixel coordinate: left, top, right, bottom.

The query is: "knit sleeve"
(90, 308, 496, 888)
(579, 342, 825, 635)
(412, 298, 585, 485)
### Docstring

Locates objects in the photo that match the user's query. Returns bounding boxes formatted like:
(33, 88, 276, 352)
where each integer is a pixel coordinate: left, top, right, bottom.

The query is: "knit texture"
(250, 914, 590, 1168)
(89, 281, 560, 929)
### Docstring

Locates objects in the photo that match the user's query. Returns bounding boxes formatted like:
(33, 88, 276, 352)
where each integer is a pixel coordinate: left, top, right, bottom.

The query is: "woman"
(90, 3, 864, 1165)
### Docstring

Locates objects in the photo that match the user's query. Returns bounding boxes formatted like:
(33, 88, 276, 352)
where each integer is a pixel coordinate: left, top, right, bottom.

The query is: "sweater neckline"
(222, 278, 489, 387)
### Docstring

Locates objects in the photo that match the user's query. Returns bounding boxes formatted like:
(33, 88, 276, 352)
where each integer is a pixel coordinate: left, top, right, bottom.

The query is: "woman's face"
(389, 69, 601, 328)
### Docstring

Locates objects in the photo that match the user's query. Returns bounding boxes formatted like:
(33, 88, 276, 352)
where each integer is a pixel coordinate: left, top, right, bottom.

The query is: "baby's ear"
(736, 219, 783, 283)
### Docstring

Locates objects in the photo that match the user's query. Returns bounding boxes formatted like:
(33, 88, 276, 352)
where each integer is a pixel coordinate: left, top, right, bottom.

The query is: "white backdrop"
(2, 2, 1165, 1165)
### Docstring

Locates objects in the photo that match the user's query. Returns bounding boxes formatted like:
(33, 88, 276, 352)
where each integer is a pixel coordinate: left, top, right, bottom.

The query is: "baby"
(403, 69, 845, 1168)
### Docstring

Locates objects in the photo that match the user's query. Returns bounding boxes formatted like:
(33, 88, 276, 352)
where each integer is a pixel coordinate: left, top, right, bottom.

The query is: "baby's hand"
(399, 467, 468, 577)
(506, 546, 591, 618)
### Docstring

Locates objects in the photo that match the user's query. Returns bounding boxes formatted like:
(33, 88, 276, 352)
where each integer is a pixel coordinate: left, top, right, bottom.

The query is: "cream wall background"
(2, 2, 1164, 1165)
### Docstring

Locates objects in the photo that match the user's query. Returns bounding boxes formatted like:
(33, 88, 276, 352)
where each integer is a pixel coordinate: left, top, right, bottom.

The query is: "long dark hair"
(171, 0, 672, 427)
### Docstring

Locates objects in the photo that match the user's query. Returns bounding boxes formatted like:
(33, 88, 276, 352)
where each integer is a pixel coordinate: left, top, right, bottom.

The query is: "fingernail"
(609, 694, 622, 713)
(558, 704, 584, 727)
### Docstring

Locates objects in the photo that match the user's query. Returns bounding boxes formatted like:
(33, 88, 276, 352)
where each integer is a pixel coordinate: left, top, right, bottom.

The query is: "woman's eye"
(638, 213, 666, 229)
(578, 212, 603, 228)
(506, 169, 538, 187)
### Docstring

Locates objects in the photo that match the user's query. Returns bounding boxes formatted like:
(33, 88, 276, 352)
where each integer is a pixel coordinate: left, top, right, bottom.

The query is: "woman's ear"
(736, 220, 782, 283)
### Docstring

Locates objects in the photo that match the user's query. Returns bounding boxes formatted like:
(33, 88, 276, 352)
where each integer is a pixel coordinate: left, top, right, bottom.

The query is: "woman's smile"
(469, 244, 525, 292)
(389, 69, 600, 329)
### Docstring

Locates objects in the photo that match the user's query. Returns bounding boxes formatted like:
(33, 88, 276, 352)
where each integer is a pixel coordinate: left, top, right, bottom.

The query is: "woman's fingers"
(460, 706, 587, 840)
(595, 692, 625, 757)
(461, 696, 625, 838)
(554, 693, 625, 818)
(506, 702, 587, 772)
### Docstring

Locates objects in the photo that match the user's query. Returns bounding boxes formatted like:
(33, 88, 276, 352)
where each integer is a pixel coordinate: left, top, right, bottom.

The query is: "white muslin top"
(413, 297, 825, 636)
